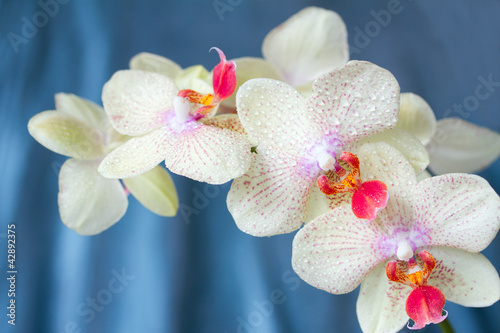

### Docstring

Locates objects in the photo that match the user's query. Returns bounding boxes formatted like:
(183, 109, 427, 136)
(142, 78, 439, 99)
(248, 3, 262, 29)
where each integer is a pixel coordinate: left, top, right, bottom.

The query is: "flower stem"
(438, 318, 454, 333)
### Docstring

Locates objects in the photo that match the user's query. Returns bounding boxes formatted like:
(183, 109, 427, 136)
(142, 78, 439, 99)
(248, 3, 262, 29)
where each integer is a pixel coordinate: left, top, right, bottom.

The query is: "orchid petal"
(28, 111, 104, 159)
(123, 165, 178, 217)
(175, 65, 213, 94)
(356, 142, 417, 225)
(102, 70, 177, 136)
(228, 151, 314, 236)
(348, 128, 430, 173)
(262, 7, 348, 87)
(164, 124, 250, 184)
(54, 93, 129, 153)
(98, 127, 172, 178)
(292, 205, 389, 294)
(325, 192, 352, 213)
(296, 83, 314, 98)
(237, 78, 322, 149)
(222, 57, 284, 108)
(304, 184, 334, 223)
(55, 93, 108, 131)
(357, 264, 410, 333)
(129, 52, 183, 79)
(58, 159, 128, 235)
(411, 174, 500, 252)
(200, 114, 247, 134)
(309, 61, 400, 146)
(417, 169, 432, 182)
(424, 246, 500, 307)
(396, 93, 437, 146)
(428, 118, 500, 174)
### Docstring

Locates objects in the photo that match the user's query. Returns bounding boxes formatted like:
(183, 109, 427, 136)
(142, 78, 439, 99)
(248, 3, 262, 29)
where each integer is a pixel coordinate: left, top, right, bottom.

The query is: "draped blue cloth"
(1, 1, 499, 332)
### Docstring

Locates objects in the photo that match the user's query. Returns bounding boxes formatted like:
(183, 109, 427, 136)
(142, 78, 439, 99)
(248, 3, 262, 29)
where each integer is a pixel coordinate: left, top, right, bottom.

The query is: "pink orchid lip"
(386, 251, 448, 330)
(316, 151, 388, 220)
(405, 286, 448, 330)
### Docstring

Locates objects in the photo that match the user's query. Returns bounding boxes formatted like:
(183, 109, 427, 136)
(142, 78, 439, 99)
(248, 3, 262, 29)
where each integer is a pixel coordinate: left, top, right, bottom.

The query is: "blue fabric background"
(1, 0, 499, 332)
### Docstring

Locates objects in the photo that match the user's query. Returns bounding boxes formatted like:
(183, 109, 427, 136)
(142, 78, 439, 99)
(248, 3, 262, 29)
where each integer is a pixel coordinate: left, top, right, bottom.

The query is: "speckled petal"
(129, 52, 183, 79)
(304, 185, 350, 223)
(164, 124, 251, 184)
(395, 93, 437, 146)
(262, 7, 348, 87)
(357, 263, 409, 333)
(222, 57, 284, 108)
(28, 111, 104, 159)
(98, 127, 172, 178)
(58, 158, 128, 235)
(102, 70, 177, 136)
(123, 165, 178, 216)
(236, 78, 323, 150)
(292, 205, 389, 294)
(411, 174, 500, 252)
(200, 114, 247, 134)
(424, 246, 500, 307)
(428, 118, 500, 174)
(347, 128, 430, 174)
(309, 61, 400, 146)
(228, 151, 314, 236)
(325, 192, 352, 213)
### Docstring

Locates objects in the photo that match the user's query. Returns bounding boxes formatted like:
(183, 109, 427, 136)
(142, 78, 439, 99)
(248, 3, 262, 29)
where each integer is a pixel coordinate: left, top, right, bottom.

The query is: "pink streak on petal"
(406, 285, 447, 330)
(351, 180, 388, 220)
(210, 47, 237, 100)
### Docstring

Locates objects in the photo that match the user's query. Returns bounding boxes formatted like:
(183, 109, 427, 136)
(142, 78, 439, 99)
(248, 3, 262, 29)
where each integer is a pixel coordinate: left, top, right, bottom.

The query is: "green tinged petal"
(347, 128, 430, 174)
(28, 111, 104, 159)
(176, 65, 212, 94)
(129, 52, 183, 79)
(55, 93, 107, 130)
(58, 159, 128, 235)
(123, 165, 179, 217)
(395, 93, 436, 146)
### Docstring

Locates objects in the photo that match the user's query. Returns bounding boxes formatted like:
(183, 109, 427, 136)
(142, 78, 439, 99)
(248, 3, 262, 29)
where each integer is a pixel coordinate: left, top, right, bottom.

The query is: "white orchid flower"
(28, 94, 178, 235)
(98, 49, 251, 184)
(228, 61, 429, 237)
(292, 142, 500, 332)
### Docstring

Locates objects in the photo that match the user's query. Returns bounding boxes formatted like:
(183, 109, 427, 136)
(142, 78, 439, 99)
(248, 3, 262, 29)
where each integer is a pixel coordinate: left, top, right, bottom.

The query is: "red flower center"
(317, 151, 388, 221)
